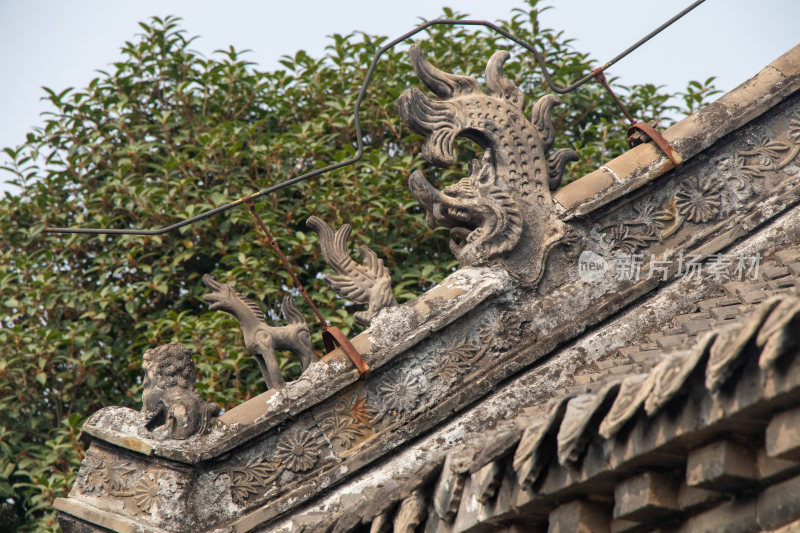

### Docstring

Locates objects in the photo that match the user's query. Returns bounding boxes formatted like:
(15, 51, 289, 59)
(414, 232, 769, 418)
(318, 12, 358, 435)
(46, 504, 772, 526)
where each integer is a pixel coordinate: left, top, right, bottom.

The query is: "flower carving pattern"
(600, 109, 800, 253)
(601, 200, 674, 253)
(133, 473, 160, 513)
(739, 137, 793, 169)
(378, 369, 422, 413)
(674, 177, 721, 224)
(274, 429, 323, 472)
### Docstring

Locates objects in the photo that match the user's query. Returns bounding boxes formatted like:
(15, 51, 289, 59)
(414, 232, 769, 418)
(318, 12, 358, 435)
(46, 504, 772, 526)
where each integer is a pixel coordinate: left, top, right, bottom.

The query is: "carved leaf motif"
(319, 395, 377, 449)
(740, 137, 792, 168)
(430, 325, 493, 379)
(606, 223, 657, 254)
(631, 202, 675, 239)
(77, 452, 106, 493)
(349, 396, 377, 427)
(228, 460, 281, 506)
(99, 457, 136, 495)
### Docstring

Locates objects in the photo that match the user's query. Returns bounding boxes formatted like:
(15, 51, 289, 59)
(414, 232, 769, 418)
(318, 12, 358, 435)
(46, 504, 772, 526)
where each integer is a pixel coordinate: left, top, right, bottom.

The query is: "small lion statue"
(141, 343, 220, 440)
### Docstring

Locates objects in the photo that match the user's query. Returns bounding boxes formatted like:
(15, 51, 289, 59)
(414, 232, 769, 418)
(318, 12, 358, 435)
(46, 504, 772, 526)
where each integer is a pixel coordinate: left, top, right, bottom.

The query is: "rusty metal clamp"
(592, 67, 681, 167)
(626, 121, 682, 166)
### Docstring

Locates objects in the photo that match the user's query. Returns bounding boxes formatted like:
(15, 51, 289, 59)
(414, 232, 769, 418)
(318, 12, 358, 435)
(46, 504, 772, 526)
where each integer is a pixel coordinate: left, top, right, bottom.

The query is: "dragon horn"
(485, 50, 524, 111)
(408, 44, 480, 99)
(531, 94, 562, 153)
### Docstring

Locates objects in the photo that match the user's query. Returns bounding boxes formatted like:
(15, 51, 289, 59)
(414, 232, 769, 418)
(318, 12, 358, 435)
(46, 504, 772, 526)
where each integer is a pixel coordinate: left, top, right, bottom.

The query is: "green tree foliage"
(0, 2, 719, 529)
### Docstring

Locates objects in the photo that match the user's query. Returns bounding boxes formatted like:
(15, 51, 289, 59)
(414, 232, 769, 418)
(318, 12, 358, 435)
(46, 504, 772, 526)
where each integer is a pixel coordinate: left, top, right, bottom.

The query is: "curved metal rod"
(45, 0, 706, 236)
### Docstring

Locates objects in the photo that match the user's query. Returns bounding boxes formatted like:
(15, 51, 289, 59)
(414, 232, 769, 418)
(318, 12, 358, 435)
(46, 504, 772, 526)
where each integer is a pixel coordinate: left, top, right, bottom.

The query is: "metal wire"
(44, 0, 706, 236)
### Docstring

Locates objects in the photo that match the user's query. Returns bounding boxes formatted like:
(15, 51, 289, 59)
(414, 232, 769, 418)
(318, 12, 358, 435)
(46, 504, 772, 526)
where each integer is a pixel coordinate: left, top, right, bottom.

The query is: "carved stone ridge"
(397, 44, 577, 287)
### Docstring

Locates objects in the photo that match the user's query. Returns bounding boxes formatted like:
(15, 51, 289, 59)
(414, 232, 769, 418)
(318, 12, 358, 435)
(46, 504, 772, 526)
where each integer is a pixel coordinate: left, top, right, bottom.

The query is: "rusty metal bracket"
(627, 121, 682, 166)
(322, 326, 370, 376)
(592, 67, 681, 167)
(243, 196, 369, 377)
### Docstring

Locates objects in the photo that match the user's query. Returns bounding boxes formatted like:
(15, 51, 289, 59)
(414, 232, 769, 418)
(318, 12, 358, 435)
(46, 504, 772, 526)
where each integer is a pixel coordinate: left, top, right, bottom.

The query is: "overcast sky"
(1, 0, 798, 194)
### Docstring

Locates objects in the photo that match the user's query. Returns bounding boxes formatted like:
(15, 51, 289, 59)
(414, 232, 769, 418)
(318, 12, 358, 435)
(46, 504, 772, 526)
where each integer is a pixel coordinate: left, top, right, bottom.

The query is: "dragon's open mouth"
(440, 206, 482, 254)
(409, 171, 485, 257)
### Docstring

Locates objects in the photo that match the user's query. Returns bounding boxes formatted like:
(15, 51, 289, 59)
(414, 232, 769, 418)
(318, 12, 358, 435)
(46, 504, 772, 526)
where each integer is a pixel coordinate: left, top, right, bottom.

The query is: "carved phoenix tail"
(306, 216, 396, 326)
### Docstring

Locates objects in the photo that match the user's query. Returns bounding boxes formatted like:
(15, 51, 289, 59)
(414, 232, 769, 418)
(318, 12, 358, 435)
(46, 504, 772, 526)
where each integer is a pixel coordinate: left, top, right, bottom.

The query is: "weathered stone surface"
(267, 208, 800, 532)
(644, 334, 713, 415)
(557, 382, 619, 466)
(553, 167, 616, 211)
(547, 500, 610, 533)
(433, 454, 466, 522)
(666, 496, 758, 533)
(685, 440, 758, 491)
(394, 489, 428, 533)
(766, 406, 800, 460)
(513, 399, 569, 489)
(757, 447, 800, 483)
(613, 471, 679, 522)
(471, 461, 503, 504)
(599, 374, 651, 439)
(758, 474, 800, 530)
(706, 297, 782, 391)
(676, 485, 724, 514)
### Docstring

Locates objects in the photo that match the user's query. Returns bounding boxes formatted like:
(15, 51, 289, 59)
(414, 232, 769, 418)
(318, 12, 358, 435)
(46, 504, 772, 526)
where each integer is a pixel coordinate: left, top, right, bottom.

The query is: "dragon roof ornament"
(398, 44, 577, 286)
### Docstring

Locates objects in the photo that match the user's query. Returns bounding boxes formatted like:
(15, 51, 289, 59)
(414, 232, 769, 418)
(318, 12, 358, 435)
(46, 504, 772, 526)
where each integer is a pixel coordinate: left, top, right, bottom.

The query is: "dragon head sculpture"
(398, 45, 577, 286)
